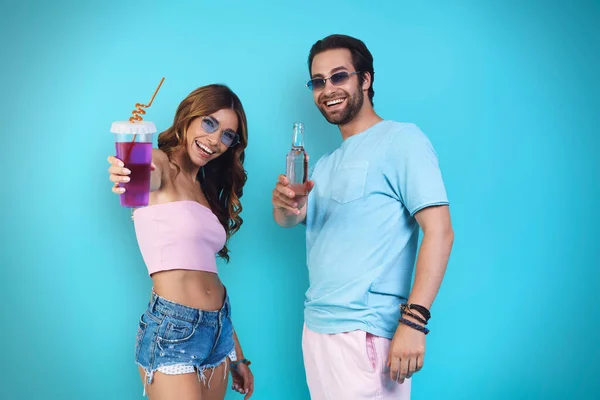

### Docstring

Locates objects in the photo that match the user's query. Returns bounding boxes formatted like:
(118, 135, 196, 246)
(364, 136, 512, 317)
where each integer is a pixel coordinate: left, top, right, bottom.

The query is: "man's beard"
(318, 87, 364, 126)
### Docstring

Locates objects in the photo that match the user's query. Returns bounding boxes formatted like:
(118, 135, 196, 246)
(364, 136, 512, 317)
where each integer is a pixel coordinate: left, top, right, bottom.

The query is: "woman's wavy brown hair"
(157, 84, 248, 262)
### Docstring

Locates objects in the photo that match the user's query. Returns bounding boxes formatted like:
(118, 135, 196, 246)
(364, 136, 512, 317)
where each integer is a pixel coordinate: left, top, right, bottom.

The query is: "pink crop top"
(132, 201, 227, 276)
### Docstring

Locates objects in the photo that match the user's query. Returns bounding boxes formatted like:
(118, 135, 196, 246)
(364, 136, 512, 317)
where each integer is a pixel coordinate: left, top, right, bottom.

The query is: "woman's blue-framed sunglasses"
(200, 116, 240, 147)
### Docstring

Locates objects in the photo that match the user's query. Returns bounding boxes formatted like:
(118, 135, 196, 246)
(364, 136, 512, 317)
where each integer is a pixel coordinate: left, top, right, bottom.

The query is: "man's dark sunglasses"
(306, 71, 361, 91)
(200, 116, 240, 147)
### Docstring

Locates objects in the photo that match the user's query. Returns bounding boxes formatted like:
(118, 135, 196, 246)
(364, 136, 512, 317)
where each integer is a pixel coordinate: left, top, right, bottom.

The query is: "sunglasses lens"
(330, 72, 351, 85)
(307, 79, 325, 91)
(201, 117, 218, 133)
(221, 130, 238, 147)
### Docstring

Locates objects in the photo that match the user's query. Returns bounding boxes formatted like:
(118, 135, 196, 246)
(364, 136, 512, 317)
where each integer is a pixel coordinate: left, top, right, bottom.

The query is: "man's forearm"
(406, 228, 454, 310)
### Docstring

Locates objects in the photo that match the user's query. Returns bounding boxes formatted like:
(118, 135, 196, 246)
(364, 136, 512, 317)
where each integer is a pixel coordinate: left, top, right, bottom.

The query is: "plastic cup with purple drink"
(110, 121, 156, 208)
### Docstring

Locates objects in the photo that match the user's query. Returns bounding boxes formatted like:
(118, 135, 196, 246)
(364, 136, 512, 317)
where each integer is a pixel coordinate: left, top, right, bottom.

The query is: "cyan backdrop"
(1, 0, 598, 399)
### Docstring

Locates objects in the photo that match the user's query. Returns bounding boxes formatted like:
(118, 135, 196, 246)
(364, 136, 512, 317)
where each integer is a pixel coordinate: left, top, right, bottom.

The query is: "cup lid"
(110, 121, 157, 134)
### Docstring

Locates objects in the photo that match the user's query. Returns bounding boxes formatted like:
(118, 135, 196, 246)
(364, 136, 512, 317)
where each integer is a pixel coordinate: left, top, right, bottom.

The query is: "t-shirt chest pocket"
(331, 161, 369, 204)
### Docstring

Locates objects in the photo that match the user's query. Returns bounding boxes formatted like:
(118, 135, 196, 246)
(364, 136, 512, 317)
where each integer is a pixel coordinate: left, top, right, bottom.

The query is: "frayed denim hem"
(136, 347, 237, 397)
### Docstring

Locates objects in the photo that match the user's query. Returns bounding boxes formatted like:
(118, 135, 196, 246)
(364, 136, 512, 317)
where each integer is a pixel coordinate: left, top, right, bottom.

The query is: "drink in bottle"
(285, 122, 308, 195)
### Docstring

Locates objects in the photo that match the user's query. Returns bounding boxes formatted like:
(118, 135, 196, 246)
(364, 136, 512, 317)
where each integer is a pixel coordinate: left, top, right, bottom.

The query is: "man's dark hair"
(308, 34, 375, 106)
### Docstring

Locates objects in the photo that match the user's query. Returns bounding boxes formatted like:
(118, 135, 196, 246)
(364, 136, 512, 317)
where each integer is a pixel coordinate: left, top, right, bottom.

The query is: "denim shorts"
(134, 290, 235, 393)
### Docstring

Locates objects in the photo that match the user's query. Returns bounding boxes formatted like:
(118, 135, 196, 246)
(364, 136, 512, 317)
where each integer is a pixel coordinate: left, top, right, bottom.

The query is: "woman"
(107, 84, 254, 399)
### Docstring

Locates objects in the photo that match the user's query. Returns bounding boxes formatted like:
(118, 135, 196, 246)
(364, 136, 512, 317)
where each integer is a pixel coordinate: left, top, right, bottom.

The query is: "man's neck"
(338, 106, 383, 140)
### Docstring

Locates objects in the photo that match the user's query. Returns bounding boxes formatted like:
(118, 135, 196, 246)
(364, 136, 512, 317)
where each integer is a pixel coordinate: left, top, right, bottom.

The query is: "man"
(271, 34, 454, 399)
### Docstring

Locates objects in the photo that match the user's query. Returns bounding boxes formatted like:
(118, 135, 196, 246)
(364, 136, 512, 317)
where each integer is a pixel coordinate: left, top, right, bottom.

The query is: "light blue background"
(1, 1, 598, 399)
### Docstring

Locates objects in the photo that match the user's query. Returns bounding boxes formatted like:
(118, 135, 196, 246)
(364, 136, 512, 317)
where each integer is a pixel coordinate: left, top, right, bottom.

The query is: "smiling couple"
(107, 34, 454, 400)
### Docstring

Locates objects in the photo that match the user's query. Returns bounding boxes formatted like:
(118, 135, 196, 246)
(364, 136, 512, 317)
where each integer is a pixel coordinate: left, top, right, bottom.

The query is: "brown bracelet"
(400, 303, 430, 324)
(402, 308, 428, 325)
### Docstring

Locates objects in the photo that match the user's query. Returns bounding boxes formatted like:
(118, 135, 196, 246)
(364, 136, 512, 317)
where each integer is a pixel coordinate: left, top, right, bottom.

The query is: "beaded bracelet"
(399, 317, 430, 335)
(231, 358, 251, 370)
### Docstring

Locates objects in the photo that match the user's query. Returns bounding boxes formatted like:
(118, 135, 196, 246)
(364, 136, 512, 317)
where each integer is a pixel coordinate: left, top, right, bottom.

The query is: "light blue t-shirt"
(304, 120, 449, 339)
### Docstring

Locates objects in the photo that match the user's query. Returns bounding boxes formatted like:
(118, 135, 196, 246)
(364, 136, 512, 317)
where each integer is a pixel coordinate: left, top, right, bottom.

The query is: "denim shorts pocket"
(158, 316, 196, 344)
(331, 162, 368, 204)
(135, 314, 148, 359)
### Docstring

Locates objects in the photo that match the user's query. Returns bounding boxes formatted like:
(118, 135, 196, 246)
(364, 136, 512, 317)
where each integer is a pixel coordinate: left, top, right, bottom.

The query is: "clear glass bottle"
(286, 122, 308, 195)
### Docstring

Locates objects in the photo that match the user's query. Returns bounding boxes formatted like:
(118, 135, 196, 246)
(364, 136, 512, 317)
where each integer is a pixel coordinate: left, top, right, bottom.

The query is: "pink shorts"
(302, 324, 411, 400)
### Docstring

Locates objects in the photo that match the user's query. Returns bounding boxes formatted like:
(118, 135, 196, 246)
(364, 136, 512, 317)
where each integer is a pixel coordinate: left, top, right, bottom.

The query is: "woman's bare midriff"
(151, 270, 226, 311)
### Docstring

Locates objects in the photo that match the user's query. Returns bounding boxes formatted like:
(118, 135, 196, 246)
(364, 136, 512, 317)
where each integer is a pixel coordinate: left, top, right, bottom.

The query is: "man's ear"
(361, 71, 372, 91)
